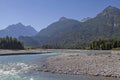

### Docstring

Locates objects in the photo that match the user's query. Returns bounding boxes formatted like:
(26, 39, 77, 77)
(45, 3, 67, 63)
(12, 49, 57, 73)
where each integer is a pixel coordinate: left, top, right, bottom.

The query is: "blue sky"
(0, 0, 120, 31)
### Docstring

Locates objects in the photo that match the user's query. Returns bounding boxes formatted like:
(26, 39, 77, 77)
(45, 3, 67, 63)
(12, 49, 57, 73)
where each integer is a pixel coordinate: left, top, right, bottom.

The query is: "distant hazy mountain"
(20, 6, 120, 48)
(19, 17, 81, 46)
(0, 23, 37, 38)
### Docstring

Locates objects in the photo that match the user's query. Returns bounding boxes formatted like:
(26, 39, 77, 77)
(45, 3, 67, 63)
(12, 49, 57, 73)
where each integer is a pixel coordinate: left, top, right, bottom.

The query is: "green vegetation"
(20, 6, 120, 48)
(87, 39, 120, 50)
(24, 46, 36, 49)
(40, 39, 120, 50)
(112, 48, 120, 50)
(0, 36, 24, 50)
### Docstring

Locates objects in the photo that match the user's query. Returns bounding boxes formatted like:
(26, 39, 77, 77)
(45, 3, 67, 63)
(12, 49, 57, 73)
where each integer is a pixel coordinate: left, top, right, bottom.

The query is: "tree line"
(0, 36, 24, 49)
(87, 39, 120, 50)
(40, 39, 120, 50)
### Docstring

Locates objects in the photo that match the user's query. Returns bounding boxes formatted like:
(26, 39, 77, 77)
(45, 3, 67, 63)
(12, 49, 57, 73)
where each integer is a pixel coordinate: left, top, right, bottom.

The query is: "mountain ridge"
(0, 23, 38, 38)
(19, 6, 120, 48)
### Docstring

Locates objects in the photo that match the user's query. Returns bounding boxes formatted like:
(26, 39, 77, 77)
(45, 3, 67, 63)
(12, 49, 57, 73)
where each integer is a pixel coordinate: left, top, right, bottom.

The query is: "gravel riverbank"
(0, 49, 51, 55)
(41, 51, 120, 77)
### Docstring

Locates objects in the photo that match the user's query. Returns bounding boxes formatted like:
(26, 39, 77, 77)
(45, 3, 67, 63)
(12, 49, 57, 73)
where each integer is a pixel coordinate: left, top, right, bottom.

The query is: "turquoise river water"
(0, 50, 120, 80)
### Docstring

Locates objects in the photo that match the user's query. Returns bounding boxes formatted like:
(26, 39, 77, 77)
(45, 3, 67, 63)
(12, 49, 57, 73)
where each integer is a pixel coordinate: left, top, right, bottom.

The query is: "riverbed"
(0, 50, 120, 80)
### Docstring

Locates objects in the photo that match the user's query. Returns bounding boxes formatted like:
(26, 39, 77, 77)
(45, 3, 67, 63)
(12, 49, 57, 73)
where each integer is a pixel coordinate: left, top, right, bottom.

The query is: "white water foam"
(0, 62, 38, 80)
(30, 78, 34, 80)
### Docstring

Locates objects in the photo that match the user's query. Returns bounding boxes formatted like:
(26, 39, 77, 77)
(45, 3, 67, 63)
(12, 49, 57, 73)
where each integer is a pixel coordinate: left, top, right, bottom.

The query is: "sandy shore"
(0, 49, 83, 55)
(41, 51, 120, 77)
(0, 49, 104, 56)
(0, 49, 51, 55)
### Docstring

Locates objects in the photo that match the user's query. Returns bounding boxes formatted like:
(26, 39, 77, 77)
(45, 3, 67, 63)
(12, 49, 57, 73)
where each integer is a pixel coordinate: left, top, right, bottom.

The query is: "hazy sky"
(0, 0, 120, 31)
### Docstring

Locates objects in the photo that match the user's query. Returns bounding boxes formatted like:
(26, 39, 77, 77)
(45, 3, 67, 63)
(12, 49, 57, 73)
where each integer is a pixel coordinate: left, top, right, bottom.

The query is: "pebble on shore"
(40, 52, 120, 77)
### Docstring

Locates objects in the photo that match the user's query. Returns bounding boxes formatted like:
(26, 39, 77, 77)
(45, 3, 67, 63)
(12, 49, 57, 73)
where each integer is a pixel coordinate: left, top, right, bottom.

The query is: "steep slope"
(37, 17, 80, 37)
(20, 6, 120, 48)
(81, 6, 120, 39)
(0, 23, 37, 38)
(35, 17, 81, 46)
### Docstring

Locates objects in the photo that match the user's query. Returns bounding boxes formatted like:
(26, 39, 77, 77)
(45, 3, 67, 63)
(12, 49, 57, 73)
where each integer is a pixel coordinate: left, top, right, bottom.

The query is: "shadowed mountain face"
(20, 6, 120, 47)
(0, 23, 37, 38)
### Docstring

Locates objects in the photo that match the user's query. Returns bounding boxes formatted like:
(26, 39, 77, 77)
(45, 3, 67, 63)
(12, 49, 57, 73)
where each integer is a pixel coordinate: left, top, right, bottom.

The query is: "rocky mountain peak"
(59, 17, 68, 21)
(98, 6, 120, 17)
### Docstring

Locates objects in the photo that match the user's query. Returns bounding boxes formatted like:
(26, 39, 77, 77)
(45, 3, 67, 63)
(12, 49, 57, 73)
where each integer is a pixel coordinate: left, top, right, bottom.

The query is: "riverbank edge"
(40, 51, 120, 78)
(0, 49, 52, 56)
(0, 49, 111, 56)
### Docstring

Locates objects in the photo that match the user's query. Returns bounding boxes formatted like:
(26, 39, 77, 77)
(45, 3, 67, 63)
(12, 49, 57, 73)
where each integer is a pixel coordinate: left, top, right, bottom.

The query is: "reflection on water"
(0, 50, 119, 80)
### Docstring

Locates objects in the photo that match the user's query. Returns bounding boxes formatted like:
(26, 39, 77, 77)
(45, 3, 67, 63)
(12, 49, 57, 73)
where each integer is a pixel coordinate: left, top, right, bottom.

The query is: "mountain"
(37, 17, 80, 37)
(20, 6, 120, 48)
(80, 17, 91, 22)
(0, 23, 37, 38)
(82, 6, 120, 39)
(35, 17, 81, 46)
(19, 17, 81, 46)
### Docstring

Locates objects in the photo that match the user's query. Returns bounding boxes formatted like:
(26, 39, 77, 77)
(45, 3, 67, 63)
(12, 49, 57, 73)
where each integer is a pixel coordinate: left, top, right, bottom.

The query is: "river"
(0, 50, 120, 80)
